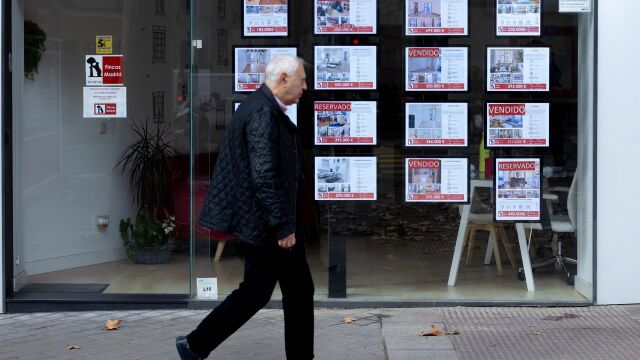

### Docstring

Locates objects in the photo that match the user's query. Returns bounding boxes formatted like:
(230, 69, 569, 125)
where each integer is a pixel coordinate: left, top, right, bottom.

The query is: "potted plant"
(115, 119, 178, 263)
(24, 20, 47, 80)
(119, 214, 176, 264)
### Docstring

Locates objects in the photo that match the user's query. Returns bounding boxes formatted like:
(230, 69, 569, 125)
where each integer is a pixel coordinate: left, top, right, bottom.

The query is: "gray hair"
(264, 55, 304, 85)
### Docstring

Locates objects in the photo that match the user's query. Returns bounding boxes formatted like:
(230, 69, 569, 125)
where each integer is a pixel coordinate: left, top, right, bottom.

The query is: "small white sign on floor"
(196, 278, 218, 300)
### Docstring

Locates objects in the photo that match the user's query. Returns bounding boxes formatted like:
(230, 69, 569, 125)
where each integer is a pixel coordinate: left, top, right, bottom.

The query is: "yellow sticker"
(96, 35, 112, 54)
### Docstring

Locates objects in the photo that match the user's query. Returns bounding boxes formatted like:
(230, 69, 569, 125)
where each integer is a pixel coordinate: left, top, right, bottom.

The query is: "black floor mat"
(18, 283, 109, 293)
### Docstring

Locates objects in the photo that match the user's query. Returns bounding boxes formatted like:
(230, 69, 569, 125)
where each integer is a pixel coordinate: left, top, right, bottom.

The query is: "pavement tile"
(388, 349, 459, 360)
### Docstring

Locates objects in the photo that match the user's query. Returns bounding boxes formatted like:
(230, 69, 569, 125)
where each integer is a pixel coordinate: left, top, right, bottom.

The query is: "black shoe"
(176, 336, 204, 360)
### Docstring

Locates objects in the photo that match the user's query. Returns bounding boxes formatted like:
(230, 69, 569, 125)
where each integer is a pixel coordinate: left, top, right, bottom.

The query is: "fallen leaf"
(543, 313, 579, 321)
(105, 319, 122, 330)
(66, 345, 80, 350)
(342, 316, 357, 324)
(419, 324, 444, 336)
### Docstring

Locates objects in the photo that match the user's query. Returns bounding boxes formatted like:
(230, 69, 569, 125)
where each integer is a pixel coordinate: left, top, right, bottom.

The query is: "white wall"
(574, 10, 595, 300)
(1, 0, 6, 314)
(597, 1, 640, 304)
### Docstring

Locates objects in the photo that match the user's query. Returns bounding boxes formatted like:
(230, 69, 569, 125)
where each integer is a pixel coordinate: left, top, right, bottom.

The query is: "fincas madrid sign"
(85, 55, 124, 86)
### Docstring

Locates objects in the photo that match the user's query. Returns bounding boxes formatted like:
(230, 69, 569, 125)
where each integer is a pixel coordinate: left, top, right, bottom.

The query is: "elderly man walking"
(176, 55, 314, 359)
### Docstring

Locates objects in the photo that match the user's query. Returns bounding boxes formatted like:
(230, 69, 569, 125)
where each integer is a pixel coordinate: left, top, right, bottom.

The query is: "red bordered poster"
(315, 101, 377, 145)
(243, 0, 289, 37)
(405, 103, 468, 146)
(406, 47, 468, 91)
(315, 46, 377, 90)
(486, 103, 549, 147)
(405, 158, 468, 202)
(315, 157, 377, 200)
(487, 47, 549, 92)
(495, 158, 541, 221)
(315, 0, 377, 34)
(234, 47, 296, 92)
(405, 0, 468, 36)
(496, 0, 541, 37)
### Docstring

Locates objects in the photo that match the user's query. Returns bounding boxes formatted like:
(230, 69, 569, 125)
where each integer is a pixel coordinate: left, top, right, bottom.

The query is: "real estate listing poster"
(405, 158, 468, 202)
(243, 0, 289, 37)
(235, 101, 298, 126)
(315, 0, 377, 34)
(495, 158, 541, 221)
(495, 0, 541, 36)
(315, 157, 377, 200)
(405, 0, 468, 35)
(406, 47, 468, 91)
(83, 87, 127, 118)
(315, 46, 377, 90)
(559, 0, 590, 13)
(234, 47, 297, 92)
(315, 101, 377, 145)
(486, 103, 549, 147)
(405, 103, 468, 146)
(487, 47, 549, 91)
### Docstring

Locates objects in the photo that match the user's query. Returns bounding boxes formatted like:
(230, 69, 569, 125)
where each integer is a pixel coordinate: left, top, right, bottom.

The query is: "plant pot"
(132, 243, 171, 264)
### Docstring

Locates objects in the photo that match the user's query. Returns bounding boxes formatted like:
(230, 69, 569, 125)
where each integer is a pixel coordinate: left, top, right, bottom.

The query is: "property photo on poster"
(487, 47, 549, 91)
(405, 103, 467, 146)
(486, 103, 549, 147)
(234, 47, 296, 92)
(405, 0, 468, 35)
(315, 157, 377, 200)
(315, 0, 377, 34)
(495, 158, 541, 221)
(315, 46, 377, 90)
(406, 47, 468, 91)
(405, 158, 468, 202)
(235, 101, 298, 126)
(243, 0, 289, 37)
(496, 0, 541, 36)
(315, 101, 377, 145)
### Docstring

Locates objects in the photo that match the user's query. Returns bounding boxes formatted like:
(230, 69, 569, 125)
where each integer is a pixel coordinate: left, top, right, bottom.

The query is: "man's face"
(281, 65, 307, 105)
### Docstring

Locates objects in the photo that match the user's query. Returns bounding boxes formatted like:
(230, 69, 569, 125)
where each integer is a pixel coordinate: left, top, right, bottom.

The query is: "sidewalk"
(1, 305, 639, 359)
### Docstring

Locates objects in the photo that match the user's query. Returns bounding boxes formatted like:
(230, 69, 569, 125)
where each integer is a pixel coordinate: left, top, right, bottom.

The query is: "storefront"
(0, 0, 638, 312)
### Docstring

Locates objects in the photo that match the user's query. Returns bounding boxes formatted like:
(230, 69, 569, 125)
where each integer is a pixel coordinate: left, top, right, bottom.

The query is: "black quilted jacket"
(199, 84, 300, 247)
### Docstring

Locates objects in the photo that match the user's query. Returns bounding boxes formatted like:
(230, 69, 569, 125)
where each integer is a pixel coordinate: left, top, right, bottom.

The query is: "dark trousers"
(187, 243, 315, 359)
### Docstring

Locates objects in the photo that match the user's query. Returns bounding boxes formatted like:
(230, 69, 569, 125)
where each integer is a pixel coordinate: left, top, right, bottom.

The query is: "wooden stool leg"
(214, 240, 226, 262)
(484, 226, 494, 265)
(465, 228, 477, 266)
(497, 225, 517, 269)
(489, 228, 503, 276)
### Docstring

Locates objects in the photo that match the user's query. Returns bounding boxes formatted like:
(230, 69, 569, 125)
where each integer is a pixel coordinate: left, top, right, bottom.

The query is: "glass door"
(12, 0, 191, 297)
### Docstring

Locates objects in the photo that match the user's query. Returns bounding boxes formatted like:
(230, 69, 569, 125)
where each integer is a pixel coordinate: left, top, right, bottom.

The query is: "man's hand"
(278, 233, 296, 249)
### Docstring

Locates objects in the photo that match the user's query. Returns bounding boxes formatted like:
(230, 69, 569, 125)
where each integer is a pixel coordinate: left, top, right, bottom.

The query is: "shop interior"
(12, 0, 591, 304)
